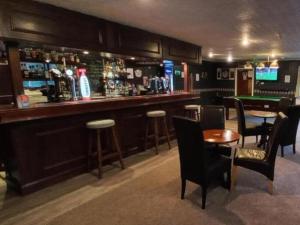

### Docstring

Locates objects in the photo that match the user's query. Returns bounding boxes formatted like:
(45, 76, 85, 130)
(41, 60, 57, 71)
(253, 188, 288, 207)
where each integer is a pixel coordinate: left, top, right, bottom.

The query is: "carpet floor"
(44, 150, 300, 225)
(1, 111, 300, 225)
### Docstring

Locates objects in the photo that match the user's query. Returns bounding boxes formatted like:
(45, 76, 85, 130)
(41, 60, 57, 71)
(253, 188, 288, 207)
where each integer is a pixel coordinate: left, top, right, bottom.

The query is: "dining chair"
(280, 105, 300, 157)
(200, 105, 231, 156)
(232, 112, 288, 194)
(265, 97, 294, 138)
(173, 116, 231, 209)
(234, 98, 264, 147)
(278, 97, 294, 114)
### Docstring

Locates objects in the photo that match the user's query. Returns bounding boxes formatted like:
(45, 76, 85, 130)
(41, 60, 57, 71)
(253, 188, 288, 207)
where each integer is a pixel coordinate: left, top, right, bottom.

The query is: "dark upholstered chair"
(265, 97, 294, 140)
(234, 98, 264, 147)
(280, 105, 300, 157)
(200, 105, 225, 130)
(278, 97, 294, 114)
(200, 105, 232, 156)
(232, 112, 288, 194)
(173, 116, 231, 209)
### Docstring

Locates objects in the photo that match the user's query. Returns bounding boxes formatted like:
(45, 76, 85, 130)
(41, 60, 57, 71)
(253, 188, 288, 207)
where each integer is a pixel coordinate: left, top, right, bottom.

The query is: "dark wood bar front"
(0, 93, 199, 194)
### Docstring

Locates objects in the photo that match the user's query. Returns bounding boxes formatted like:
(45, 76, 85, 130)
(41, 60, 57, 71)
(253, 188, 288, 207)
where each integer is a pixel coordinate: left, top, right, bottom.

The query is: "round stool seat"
(184, 105, 199, 110)
(146, 110, 166, 118)
(86, 119, 115, 129)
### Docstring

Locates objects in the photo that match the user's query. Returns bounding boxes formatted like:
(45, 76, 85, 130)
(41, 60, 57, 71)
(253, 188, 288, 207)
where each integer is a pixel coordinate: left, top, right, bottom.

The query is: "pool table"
(223, 95, 283, 120)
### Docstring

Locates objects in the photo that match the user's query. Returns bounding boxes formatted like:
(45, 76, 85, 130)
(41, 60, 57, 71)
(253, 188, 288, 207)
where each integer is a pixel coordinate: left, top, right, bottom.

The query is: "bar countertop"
(0, 93, 199, 124)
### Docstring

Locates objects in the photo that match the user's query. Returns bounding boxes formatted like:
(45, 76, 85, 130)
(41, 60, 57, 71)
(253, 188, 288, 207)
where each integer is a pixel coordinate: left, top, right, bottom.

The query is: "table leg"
(257, 117, 268, 149)
(226, 108, 229, 120)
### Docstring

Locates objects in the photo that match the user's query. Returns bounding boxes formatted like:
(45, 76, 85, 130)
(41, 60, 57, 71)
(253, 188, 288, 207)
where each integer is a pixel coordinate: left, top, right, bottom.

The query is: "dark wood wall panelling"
(0, 0, 202, 64)
(110, 25, 163, 59)
(0, 0, 202, 106)
(2, 96, 197, 194)
(0, 0, 106, 51)
(0, 65, 14, 104)
(162, 38, 202, 64)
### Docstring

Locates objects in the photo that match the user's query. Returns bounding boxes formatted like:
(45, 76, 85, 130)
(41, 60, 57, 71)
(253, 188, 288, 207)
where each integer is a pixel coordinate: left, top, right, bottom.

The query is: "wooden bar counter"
(0, 93, 199, 194)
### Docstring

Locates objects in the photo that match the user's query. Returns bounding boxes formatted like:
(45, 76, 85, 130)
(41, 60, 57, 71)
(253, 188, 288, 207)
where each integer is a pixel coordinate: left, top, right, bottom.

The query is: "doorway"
(236, 69, 253, 96)
(295, 66, 300, 97)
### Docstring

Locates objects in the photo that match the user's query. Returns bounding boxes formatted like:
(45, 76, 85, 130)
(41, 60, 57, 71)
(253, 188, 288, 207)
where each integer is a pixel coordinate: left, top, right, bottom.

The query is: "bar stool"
(86, 119, 125, 178)
(184, 104, 200, 120)
(144, 110, 171, 154)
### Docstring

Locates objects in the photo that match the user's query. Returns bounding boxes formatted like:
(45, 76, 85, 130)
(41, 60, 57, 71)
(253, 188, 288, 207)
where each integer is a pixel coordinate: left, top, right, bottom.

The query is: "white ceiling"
(36, 0, 300, 61)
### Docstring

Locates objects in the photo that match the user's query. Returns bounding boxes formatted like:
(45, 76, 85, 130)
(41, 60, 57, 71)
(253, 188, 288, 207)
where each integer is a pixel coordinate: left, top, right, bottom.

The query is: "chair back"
(200, 105, 225, 130)
(278, 97, 293, 114)
(266, 112, 288, 164)
(281, 105, 300, 146)
(234, 98, 246, 134)
(173, 116, 208, 182)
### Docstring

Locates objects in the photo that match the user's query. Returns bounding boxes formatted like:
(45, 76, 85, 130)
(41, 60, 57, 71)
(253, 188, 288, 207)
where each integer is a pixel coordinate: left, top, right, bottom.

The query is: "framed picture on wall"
(221, 69, 229, 80)
(217, 68, 222, 80)
(229, 68, 235, 80)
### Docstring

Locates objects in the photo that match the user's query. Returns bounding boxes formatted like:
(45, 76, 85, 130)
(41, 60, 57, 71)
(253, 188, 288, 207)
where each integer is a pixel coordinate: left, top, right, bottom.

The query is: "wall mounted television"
(255, 67, 278, 81)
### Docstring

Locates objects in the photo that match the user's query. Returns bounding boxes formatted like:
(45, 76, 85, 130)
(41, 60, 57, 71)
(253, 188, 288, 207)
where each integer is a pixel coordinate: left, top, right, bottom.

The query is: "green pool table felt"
(231, 96, 281, 101)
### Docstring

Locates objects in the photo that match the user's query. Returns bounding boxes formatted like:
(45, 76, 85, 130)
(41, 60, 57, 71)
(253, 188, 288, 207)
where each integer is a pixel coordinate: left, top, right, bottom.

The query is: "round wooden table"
(249, 110, 277, 123)
(203, 129, 240, 144)
(249, 110, 277, 148)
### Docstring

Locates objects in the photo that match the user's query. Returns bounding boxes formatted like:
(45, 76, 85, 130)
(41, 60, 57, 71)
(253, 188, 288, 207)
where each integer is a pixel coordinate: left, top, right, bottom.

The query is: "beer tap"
(50, 68, 64, 102)
(62, 56, 78, 101)
(65, 69, 78, 101)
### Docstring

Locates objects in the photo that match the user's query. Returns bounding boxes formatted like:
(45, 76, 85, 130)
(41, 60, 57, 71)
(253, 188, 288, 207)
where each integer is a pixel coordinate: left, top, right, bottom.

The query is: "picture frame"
(217, 68, 222, 80)
(229, 68, 235, 80)
(221, 69, 229, 80)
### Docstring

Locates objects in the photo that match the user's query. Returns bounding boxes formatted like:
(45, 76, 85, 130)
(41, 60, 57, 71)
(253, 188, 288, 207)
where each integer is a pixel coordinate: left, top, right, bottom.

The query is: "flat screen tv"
(255, 67, 278, 81)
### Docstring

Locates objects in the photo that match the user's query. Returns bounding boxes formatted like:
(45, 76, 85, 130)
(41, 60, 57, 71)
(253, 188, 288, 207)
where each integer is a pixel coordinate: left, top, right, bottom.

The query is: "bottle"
(78, 68, 91, 100)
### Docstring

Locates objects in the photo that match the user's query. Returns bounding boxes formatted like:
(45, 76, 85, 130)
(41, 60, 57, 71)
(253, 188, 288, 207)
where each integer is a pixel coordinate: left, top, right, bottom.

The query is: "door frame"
(235, 68, 254, 96)
(295, 66, 300, 97)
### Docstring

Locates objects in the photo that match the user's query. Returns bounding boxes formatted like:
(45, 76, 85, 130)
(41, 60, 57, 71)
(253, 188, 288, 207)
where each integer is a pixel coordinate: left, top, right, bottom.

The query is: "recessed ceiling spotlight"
(271, 52, 276, 58)
(242, 37, 249, 47)
(130, 57, 135, 60)
(208, 52, 214, 58)
(83, 51, 89, 55)
(227, 55, 233, 62)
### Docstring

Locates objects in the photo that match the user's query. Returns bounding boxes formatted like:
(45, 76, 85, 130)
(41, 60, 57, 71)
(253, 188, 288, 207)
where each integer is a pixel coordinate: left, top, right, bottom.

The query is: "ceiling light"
(270, 60, 279, 69)
(227, 55, 233, 62)
(271, 52, 276, 58)
(83, 51, 89, 55)
(130, 57, 135, 60)
(244, 61, 253, 69)
(257, 62, 265, 69)
(242, 37, 249, 47)
(208, 52, 214, 58)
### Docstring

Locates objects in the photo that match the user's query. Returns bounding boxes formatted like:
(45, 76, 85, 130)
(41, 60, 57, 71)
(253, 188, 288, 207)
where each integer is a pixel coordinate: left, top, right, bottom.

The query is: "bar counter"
(0, 93, 199, 194)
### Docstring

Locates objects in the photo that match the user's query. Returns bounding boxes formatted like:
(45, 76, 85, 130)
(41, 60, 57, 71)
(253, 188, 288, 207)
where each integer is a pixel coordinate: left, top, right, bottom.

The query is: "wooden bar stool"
(144, 110, 171, 154)
(86, 119, 125, 178)
(184, 104, 200, 120)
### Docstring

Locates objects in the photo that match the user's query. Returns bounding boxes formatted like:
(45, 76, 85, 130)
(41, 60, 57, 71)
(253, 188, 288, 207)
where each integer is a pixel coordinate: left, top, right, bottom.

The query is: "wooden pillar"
(6, 42, 23, 105)
(183, 63, 190, 92)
